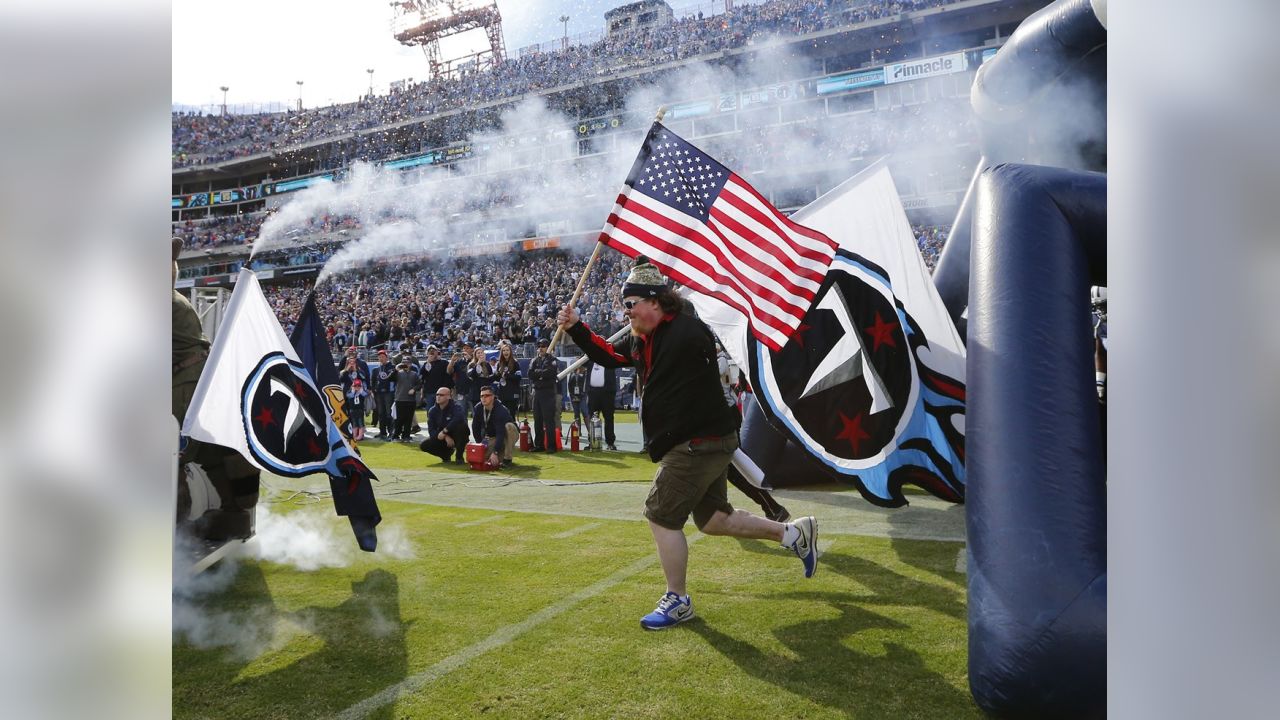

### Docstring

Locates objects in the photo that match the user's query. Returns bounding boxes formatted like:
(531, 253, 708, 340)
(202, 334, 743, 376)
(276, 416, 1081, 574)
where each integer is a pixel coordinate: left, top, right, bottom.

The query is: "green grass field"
(174, 438, 975, 719)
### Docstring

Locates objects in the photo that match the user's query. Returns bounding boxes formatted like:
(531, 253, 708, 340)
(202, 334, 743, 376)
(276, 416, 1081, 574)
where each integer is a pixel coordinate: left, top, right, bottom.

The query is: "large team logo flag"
(690, 160, 967, 506)
(599, 121, 838, 352)
(182, 269, 381, 550)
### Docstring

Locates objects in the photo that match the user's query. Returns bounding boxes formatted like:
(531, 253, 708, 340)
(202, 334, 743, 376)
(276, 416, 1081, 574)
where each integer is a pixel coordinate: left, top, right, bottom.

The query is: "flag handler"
(557, 257, 819, 630)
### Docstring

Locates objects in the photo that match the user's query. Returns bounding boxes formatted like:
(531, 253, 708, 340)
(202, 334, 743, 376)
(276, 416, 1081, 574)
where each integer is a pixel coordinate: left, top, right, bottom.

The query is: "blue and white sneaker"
(640, 591, 694, 630)
(786, 516, 818, 578)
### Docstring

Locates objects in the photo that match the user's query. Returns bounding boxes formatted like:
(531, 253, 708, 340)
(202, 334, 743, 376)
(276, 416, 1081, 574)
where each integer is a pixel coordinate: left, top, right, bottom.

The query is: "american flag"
(600, 122, 838, 351)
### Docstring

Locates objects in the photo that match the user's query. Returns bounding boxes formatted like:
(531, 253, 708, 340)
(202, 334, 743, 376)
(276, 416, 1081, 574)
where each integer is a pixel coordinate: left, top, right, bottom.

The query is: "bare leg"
(649, 521, 689, 596)
(699, 509, 785, 542)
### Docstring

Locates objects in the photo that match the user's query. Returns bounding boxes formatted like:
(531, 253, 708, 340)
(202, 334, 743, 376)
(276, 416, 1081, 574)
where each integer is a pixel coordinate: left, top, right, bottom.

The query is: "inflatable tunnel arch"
(946, 0, 1108, 716)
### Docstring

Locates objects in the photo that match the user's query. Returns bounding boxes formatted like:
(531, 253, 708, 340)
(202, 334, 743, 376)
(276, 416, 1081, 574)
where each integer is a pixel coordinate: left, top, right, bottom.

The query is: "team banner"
(689, 160, 966, 506)
(182, 269, 381, 550)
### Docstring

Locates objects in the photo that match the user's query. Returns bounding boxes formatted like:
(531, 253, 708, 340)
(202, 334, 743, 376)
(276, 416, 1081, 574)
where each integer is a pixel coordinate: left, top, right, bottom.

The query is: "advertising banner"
(816, 69, 884, 95)
(670, 100, 712, 119)
(884, 52, 968, 85)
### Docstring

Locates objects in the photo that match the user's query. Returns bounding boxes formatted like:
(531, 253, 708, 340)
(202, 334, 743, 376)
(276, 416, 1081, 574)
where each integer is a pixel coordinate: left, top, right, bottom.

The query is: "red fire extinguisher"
(555, 425, 563, 451)
(519, 419, 531, 452)
(570, 421, 581, 452)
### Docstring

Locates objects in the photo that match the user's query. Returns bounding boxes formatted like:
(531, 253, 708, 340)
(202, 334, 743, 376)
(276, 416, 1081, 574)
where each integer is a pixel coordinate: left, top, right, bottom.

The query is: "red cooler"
(465, 442, 495, 471)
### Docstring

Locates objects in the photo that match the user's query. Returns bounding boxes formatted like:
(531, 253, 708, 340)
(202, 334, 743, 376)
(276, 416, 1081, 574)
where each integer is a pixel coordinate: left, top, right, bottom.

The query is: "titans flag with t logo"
(182, 269, 381, 550)
(689, 160, 966, 506)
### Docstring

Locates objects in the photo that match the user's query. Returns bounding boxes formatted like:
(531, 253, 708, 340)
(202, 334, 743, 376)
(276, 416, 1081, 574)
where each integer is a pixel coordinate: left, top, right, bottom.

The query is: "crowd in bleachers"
(261, 251, 633, 357)
(175, 211, 364, 250)
(249, 219, 947, 364)
(172, 0, 959, 166)
(913, 224, 949, 271)
(175, 92, 973, 253)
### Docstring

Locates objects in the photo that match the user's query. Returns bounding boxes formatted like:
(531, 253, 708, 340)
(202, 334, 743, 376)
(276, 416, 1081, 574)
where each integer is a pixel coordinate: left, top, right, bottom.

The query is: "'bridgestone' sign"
(885, 52, 968, 85)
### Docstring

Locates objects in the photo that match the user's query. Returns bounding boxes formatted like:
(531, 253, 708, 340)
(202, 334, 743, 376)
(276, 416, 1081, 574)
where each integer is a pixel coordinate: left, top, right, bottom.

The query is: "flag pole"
(548, 105, 668, 355)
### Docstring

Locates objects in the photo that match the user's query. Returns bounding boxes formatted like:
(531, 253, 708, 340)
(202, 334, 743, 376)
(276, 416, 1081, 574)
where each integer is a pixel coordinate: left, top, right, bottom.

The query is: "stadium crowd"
(250, 217, 947, 359)
(913, 224, 949, 271)
(262, 251, 633, 357)
(172, 0, 960, 166)
(175, 211, 362, 250)
(175, 93, 972, 254)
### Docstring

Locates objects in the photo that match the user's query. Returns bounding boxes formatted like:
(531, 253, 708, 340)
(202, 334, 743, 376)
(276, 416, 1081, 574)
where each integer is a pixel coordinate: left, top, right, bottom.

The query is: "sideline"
(335, 535, 704, 719)
(552, 521, 602, 539)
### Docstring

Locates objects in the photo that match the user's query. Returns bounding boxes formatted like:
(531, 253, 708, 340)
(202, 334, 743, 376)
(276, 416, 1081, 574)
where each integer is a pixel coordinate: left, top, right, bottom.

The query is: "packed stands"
(171, 0, 960, 165)
(261, 251, 634, 356)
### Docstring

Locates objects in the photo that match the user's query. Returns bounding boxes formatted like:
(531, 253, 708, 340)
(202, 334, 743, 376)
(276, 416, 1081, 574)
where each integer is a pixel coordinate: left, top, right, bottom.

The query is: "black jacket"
(420, 358, 452, 394)
(529, 353, 560, 393)
(427, 399, 469, 439)
(567, 312, 736, 461)
(372, 361, 396, 394)
(472, 400, 514, 455)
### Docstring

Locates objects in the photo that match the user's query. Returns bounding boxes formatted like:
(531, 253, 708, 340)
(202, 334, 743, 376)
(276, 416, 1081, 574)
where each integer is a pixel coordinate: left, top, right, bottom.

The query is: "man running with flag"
(558, 257, 818, 631)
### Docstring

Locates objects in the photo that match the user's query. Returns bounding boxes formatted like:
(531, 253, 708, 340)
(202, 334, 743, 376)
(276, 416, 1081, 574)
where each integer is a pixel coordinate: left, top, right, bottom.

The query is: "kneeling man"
(420, 386, 469, 464)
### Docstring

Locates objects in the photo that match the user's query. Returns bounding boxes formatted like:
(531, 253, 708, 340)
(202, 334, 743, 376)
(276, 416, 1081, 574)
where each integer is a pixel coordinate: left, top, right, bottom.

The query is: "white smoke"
(258, 42, 997, 281)
(246, 504, 417, 569)
(171, 506, 414, 655)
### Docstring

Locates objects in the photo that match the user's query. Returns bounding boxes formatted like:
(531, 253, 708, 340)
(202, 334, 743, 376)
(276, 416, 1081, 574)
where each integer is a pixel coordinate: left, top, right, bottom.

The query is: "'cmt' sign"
(884, 52, 968, 85)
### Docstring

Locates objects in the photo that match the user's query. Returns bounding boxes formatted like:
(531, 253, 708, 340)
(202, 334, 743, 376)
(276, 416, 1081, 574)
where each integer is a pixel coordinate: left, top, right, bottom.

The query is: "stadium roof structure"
(390, 0, 507, 80)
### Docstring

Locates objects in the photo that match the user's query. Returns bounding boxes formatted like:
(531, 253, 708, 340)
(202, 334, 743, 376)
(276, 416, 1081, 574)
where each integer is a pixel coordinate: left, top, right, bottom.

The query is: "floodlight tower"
(390, 0, 507, 80)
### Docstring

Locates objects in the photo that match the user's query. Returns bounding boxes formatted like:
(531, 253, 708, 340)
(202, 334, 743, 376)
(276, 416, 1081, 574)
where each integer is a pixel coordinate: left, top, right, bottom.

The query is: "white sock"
(781, 523, 799, 547)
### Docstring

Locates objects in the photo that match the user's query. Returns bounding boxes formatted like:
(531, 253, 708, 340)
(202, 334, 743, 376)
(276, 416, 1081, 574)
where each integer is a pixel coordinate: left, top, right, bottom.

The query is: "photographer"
(466, 346, 493, 407)
(450, 344, 473, 420)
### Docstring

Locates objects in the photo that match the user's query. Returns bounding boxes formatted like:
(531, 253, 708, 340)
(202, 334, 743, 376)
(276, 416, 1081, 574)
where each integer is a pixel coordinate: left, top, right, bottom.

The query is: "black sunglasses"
(623, 298, 642, 310)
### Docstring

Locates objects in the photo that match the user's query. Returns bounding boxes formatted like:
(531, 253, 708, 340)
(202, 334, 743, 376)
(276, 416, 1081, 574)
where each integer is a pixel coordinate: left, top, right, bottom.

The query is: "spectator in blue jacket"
(419, 386, 470, 464)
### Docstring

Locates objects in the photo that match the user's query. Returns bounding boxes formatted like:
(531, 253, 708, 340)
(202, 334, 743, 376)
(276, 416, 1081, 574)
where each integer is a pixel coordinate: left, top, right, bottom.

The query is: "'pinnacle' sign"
(885, 52, 968, 85)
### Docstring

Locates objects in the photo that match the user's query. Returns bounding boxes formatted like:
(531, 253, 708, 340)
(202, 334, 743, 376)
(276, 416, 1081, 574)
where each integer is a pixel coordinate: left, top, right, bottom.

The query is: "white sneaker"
(786, 516, 818, 578)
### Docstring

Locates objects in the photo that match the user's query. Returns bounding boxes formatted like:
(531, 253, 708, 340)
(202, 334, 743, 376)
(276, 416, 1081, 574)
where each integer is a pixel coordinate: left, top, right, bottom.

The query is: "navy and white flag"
(182, 270, 382, 550)
(690, 161, 966, 506)
(290, 292, 353, 441)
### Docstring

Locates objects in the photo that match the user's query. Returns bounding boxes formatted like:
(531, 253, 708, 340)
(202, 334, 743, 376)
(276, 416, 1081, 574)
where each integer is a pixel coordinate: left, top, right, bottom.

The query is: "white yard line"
(336, 535, 703, 720)
(551, 522, 602, 539)
(454, 514, 507, 528)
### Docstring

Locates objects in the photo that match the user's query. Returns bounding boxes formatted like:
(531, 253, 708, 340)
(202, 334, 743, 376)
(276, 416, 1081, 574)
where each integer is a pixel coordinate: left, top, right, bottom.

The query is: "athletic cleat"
(640, 591, 694, 630)
(786, 516, 818, 578)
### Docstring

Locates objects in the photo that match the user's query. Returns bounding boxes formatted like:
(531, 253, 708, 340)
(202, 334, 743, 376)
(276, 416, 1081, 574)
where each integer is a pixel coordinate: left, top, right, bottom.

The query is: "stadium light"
(367, 68, 374, 98)
(559, 14, 569, 50)
(219, 85, 229, 116)
(296, 80, 303, 111)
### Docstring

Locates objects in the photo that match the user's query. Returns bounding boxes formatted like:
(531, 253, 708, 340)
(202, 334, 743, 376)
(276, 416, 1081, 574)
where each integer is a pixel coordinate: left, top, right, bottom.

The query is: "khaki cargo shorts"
(644, 433, 738, 531)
